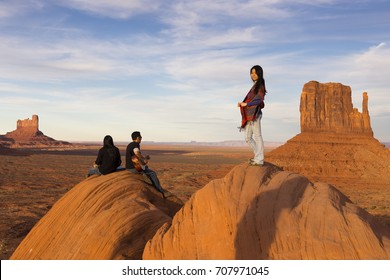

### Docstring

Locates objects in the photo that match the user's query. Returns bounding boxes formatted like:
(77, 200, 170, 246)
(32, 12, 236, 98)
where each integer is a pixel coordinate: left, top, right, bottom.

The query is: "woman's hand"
(237, 102, 247, 107)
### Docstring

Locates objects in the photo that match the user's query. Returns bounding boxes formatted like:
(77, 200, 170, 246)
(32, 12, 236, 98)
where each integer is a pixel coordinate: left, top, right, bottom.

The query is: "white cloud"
(0, 35, 155, 82)
(159, 0, 291, 48)
(349, 43, 390, 85)
(322, 42, 390, 107)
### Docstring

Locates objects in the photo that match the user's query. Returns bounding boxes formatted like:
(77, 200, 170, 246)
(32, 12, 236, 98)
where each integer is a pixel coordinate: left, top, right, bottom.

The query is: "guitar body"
(131, 155, 144, 172)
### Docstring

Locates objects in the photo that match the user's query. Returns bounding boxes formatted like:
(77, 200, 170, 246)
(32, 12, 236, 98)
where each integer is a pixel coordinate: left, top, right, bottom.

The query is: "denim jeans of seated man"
(127, 167, 164, 193)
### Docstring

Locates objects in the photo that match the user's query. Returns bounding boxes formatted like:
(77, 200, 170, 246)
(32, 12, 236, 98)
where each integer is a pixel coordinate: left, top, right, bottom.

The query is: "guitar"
(131, 155, 149, 172)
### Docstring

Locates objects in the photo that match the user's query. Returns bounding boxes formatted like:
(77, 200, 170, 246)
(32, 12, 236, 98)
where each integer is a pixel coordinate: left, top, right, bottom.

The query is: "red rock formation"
(362, 92, 372, 133)
(143, 163, 390, 260)
(5, 115, 40, 141)
(268, 81, 390, 179)
(266, 133, 390, 180)
(300, 81, 373, 136)
(1, 115, 71, 147)
(10, 171, 183, 260)
(267, 81, 390, 228)
(17, 114, 39, 131)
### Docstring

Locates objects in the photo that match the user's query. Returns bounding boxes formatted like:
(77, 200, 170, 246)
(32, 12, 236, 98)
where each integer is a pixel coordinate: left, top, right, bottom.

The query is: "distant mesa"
(267, 81, 390, 180)
(5, 114, 42, 141)
(11, 163, 390, 260)
(0, 114, 71, 148)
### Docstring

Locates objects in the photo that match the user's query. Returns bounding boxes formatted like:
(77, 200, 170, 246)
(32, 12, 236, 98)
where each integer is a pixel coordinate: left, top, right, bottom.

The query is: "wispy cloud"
(0, 0, 44, 19)
(56, 0, 161, 19)
(323, 42, 390, 103)
(0, 0, 388, 142)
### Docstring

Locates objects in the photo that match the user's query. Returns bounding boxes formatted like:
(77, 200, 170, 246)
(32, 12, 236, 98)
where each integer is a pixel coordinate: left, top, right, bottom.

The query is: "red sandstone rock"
(10, 162, 389, 260)
(5, 115, 40, 141)
(266, 133, 390, 180)
(10, 171, 183, 260)
(300, 81, 373, 135)
(1, 115, 71, 147)
(143, 163, 390, 260)
(268, 81, 390, 181)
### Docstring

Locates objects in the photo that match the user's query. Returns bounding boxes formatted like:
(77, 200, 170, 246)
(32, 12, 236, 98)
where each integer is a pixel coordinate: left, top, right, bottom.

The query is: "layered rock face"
(17, 114, 39, 131)
(143, 163, 390, 259)
(1, 115, 71, 147)
(267, 81, 390, 180)
(266, 133, 390, 180)
(300, 81, 373, 135)
(10, 171, 183, 260)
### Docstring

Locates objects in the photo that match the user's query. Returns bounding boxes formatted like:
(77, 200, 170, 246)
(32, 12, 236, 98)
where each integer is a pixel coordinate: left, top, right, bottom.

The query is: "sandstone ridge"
(11, 162, 389, 259)
(144, 163, 390, 259)
(1, 115, 71, 148)
(10, 171, 183, 260)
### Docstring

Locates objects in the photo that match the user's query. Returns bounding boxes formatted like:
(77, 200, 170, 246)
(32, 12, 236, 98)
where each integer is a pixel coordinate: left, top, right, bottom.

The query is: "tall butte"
(6, 114, 41, 140)
(300, 81, 373, 135)
(267, 81, 390, 182)
(1, 114, 71, 147)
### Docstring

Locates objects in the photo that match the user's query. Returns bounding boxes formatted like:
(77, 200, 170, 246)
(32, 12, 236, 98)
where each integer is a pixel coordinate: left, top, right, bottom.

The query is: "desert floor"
(1, 145, 389, 259)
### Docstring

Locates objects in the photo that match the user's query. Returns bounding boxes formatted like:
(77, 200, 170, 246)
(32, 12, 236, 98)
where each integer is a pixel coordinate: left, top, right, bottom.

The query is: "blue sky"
(1, 0, 389, 143)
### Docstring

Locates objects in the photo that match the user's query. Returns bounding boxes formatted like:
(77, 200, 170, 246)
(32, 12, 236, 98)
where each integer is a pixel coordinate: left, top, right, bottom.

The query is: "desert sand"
(0, 144, 389, 259)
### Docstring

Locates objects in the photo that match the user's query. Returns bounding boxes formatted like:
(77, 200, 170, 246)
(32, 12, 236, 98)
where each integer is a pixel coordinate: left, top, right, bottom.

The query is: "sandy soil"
(0, 145, 389, 259)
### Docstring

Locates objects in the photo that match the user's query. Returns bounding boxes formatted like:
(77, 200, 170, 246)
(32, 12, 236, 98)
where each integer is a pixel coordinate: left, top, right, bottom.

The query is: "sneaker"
(162, 190, 172, 199)
(249, 161, 263, 166)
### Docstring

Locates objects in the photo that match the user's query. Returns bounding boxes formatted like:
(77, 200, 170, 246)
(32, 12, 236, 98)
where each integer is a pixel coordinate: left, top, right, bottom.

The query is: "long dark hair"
(251, 65, 267, 95)
(103, 135, 115, 147)
(103, 135, 117, 159)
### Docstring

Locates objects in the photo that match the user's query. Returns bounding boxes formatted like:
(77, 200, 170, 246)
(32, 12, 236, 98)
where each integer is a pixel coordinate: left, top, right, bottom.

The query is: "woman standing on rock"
(238, 65, 267, 166)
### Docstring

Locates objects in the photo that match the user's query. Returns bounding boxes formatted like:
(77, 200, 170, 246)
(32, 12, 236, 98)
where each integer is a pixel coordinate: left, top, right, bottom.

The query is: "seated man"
(126, 131, 167, 197)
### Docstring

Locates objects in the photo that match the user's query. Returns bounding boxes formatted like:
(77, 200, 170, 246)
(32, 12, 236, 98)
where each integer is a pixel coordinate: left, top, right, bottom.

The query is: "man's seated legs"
(143, 167, 164, 193)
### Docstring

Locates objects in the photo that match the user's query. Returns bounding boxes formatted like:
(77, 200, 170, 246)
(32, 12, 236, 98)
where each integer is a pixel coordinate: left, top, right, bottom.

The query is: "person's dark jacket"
(95, 146, 122, 175)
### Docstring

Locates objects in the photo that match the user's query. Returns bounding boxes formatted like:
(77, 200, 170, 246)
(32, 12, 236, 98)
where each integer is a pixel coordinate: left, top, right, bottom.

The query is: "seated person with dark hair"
(87, 135, 122, 177)
(126, 131, 167, 198)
